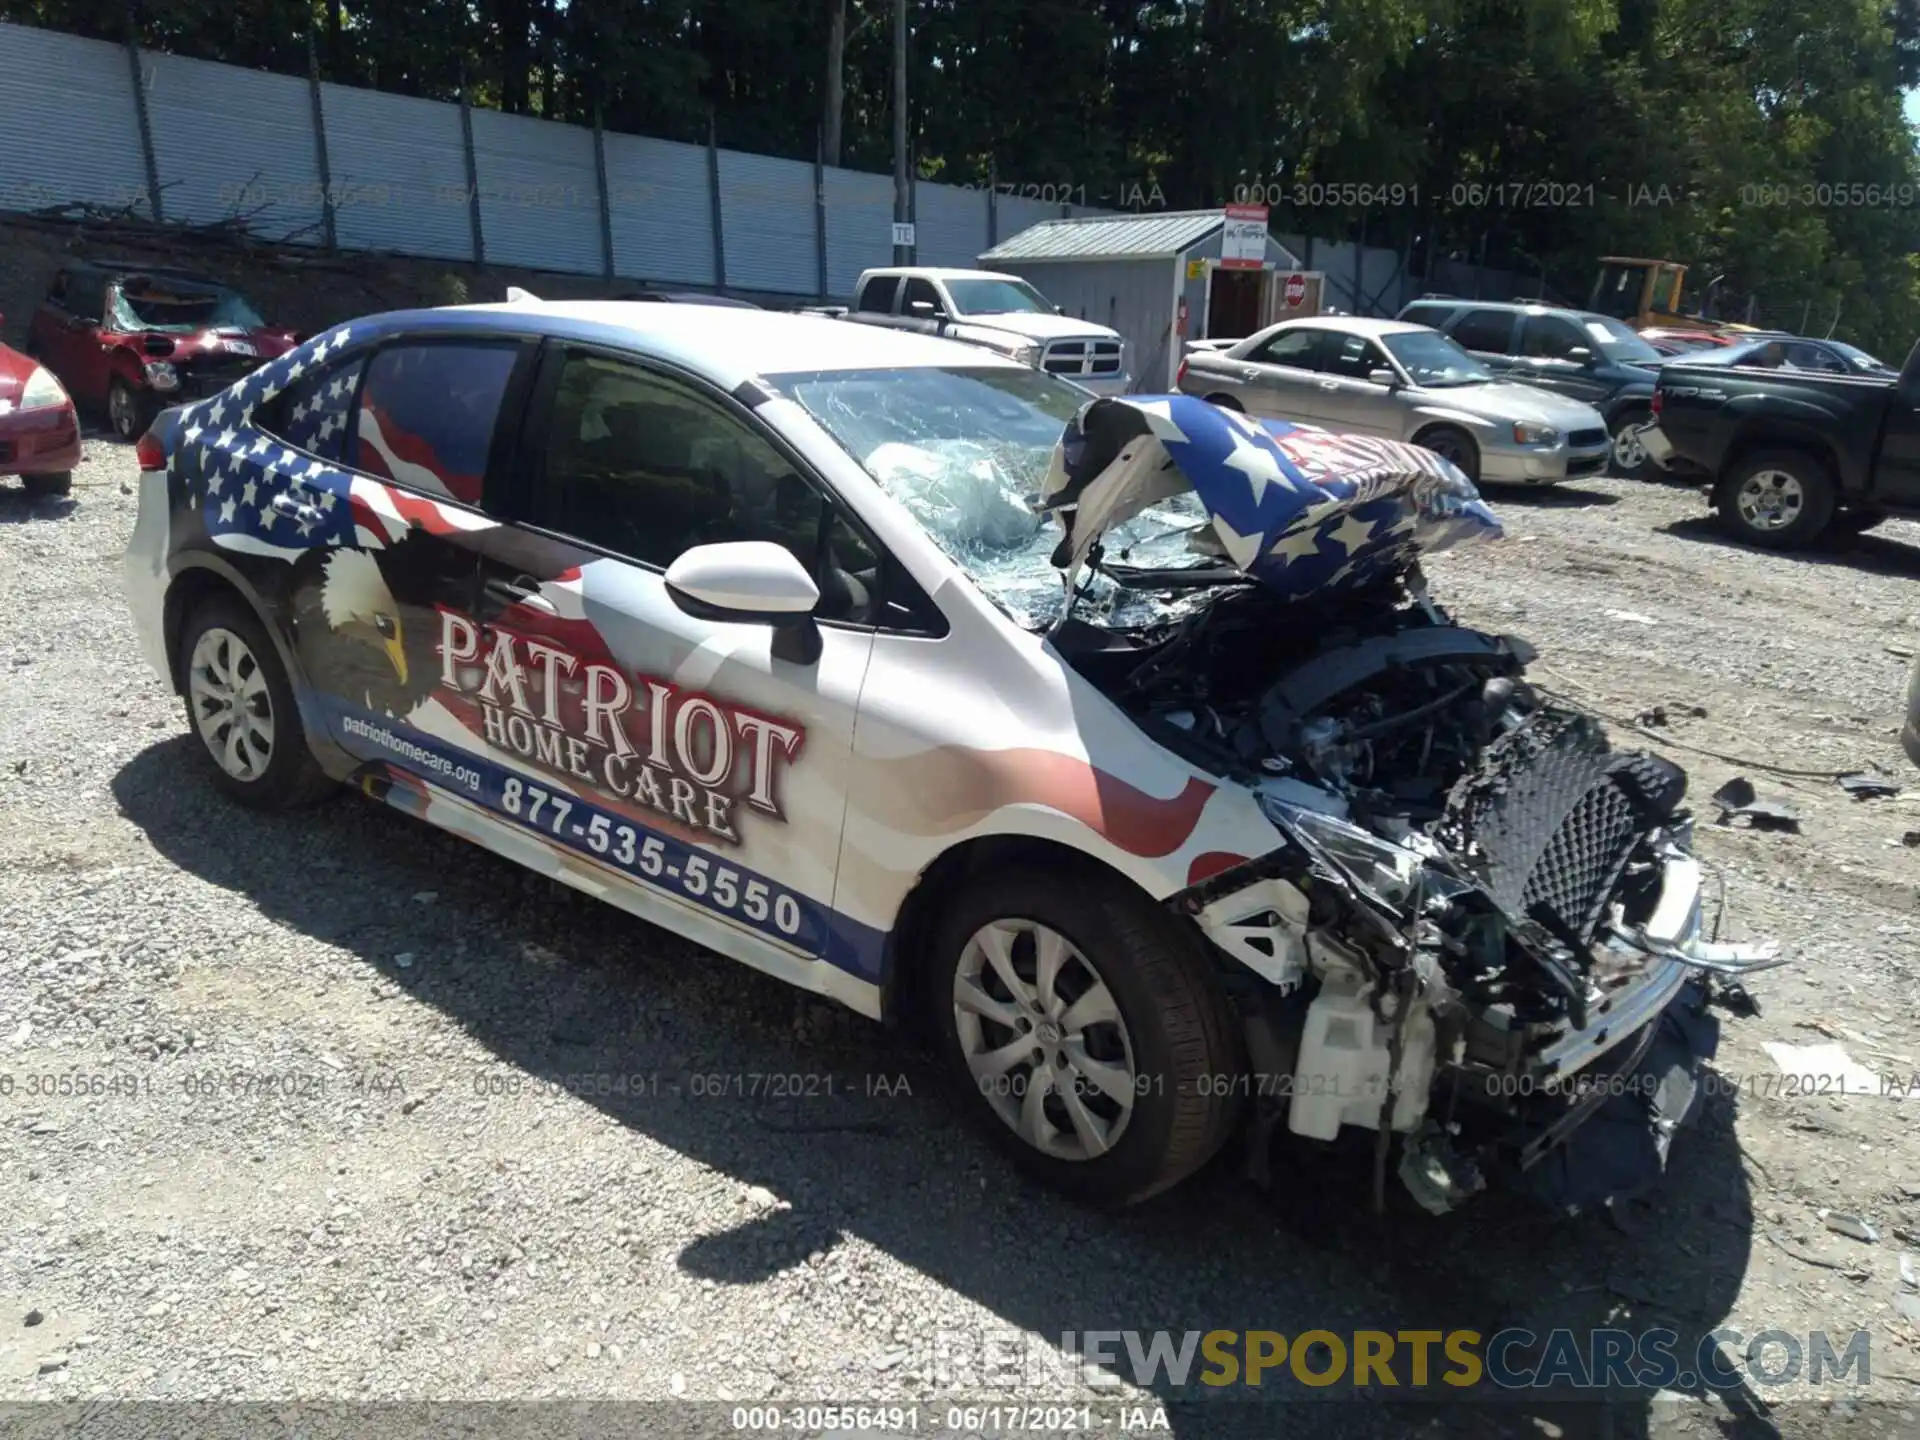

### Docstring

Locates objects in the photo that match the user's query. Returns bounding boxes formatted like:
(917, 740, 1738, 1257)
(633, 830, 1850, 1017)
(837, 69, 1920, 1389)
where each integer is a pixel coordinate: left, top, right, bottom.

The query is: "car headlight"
(1512, 422, 1558, 446)
(1260, 795, 1424, 917)
(145, 361, 179, 390)
(18, 365, 68, 410)
(1008, 341, 1042, 368)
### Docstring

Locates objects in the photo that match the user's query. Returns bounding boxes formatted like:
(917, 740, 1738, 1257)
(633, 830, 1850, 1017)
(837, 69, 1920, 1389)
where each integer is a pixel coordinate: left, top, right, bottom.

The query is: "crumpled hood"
(1039, 394, 1502, 603)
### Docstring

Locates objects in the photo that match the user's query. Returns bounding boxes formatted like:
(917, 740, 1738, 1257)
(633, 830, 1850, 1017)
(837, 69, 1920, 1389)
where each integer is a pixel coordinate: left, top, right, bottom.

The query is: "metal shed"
(979, 209, 1304, 391)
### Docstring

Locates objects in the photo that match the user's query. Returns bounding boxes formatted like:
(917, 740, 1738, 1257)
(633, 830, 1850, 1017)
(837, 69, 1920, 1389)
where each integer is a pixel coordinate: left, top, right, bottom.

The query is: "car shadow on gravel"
(111, 738, 1766, 1440)
(1484, 483, 1619, 509)
(1660, 515, 1920, 581)
(0, 487, 78, 521)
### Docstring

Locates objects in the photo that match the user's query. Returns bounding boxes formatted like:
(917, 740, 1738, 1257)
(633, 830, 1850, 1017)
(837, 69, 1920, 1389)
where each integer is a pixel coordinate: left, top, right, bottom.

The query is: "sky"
(1908, 89, 1920, 128)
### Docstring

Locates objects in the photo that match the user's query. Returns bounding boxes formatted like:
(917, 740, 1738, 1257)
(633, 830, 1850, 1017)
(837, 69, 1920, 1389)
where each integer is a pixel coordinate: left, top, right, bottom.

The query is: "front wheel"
(108, 377, 155, 443)
(1712, 450, 1837, 550)
(927, 863, 1244, 1206)
(1415, 425, 1480, 484)
(177, 597, 334, 809)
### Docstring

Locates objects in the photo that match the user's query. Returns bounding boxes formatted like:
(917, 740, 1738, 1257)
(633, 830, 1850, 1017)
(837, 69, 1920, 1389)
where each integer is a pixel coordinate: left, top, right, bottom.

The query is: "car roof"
(424, 299, 1028, 388)
(862, 267, 1018, 281)
(1400, 298, 1616, 324)
(1276, 315, 1427, 338)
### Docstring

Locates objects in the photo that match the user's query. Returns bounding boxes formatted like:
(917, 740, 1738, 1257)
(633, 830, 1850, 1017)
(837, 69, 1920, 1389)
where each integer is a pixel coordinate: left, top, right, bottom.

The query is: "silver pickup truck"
(819, 267, 1132, 396)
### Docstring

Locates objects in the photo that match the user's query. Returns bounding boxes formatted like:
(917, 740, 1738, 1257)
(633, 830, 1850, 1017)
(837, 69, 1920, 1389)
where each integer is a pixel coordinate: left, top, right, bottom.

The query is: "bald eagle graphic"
(290, 538, 447, 720)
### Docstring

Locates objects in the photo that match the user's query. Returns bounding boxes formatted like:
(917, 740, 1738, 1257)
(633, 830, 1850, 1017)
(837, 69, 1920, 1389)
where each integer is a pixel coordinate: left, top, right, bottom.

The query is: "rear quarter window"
(1453, 309, 1519, 354)
(258, 356, 369, 463)
(351, 341, 520, 506)
(855, 275, 900, 313)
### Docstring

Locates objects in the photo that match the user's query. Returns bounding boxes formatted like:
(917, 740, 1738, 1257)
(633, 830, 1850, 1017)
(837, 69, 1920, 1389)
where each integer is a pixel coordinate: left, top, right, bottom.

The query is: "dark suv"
(1395, 299, 1668, 477)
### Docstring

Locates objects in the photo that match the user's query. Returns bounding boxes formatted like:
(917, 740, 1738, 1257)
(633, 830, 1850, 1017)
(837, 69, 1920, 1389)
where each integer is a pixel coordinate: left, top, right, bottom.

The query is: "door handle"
(483, 575, 555, 614)
(1317, 380, 1339, 390)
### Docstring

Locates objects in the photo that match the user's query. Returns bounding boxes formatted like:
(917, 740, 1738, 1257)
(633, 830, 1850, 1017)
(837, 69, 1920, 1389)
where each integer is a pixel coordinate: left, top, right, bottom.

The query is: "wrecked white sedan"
(128, 299, 1779, 1218)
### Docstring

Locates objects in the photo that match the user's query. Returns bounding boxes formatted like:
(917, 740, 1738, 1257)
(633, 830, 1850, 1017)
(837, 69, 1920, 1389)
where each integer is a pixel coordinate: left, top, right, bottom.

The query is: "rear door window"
(1247, 327, 1327, 369)
(351, 341, 520, 506)
(1321, 332, 1389, 379)
(1453, 309, 1519, 355)
(1518, 315, 1588, 360)
(855, 275, 900, 313)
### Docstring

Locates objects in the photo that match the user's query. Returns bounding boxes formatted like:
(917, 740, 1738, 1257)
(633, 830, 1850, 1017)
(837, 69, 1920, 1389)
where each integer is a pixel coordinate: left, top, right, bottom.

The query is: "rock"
(393, 953, 416, 969)
(1902, 1254, 1918, 1290)
(145, 1302, 169, 1318)
(24, 1309, 43, 1327)
(586, 1341, 602, 1359)
(412, 892, 438, 905)
(670, 1373, 686, 1396)
(38, 1354, 68, 1374)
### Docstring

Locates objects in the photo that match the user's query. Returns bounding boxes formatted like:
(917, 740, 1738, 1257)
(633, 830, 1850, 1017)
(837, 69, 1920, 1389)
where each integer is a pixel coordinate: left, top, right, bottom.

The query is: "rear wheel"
(927, 863, 1243, 1206)
(21, 471, 72, 497)
(1712, 450, 1837, 549)
(1609, 405, 1654, 480)
(177, 597, 333, 809)
(1415, 425, 1480, 484)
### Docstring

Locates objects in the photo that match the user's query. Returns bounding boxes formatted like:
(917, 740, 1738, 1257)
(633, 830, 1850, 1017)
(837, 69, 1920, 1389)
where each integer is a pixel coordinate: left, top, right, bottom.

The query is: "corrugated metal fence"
(0, 19, 1510, 310)
(0, 19, 1120, 299)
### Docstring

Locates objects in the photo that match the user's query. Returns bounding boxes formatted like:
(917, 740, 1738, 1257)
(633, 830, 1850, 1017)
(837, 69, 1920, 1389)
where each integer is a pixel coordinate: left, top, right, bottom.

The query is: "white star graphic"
(317, 489, 337, 511)
(298, 515, 316, 537)
(250, 435, 272, 456)
(1324, 511, 1378, 557)
(1220, 426, 1286, 506)
(279, 448, 300, 469)
(218, 498, 236, 524)
(330, 375, 351, 400)
(208, 398, 226, 425)
(310, 336, 332, 363)
(1266, 521, 1327, 565)
(214, 428, 236, 451)
(184, 424, 202, 443)
(292, 397, 310, 423)
(241, 479, 259, 507)
(1209, 515, 1267, 570)
(286, 358, 306, 381)
(207, 465, 226, 494)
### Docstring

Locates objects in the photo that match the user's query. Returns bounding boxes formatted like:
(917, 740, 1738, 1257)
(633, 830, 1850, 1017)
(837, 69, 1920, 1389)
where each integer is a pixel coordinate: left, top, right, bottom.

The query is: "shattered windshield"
(765, 365, 1222, 629)
(1380, 330, 1491, 387)
(111, 280, 264, 334)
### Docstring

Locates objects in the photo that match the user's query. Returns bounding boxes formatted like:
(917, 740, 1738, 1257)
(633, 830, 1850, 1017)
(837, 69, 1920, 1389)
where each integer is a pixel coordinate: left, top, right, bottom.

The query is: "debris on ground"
(1821, 1210, 1881, 1243)
(1838, 772, 1901, 800)
(1710, 777, 1801, 831)
(1901, 1254, 1918, 1289)
(1604, 609, 1659, 625)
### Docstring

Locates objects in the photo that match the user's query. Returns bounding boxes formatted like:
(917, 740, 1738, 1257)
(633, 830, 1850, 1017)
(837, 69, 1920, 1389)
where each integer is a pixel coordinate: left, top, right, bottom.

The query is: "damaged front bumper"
(1191, 817, 1786, 1217)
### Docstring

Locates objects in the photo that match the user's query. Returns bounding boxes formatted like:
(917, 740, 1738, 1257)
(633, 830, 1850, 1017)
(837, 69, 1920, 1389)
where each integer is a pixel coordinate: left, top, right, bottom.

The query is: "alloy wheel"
(952, 918, 1138, 1161)
(1735, 469, 1805, 532)
(1612, 424, 1649, 471)
(187, 627, 276, 782)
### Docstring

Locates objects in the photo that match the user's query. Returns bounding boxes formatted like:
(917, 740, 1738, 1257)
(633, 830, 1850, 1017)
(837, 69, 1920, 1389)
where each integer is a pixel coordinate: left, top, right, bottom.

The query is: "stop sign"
(1284, 272, 1307, 308)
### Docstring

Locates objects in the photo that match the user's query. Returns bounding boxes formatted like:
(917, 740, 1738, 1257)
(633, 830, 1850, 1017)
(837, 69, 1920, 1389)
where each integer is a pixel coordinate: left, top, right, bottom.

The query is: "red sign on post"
(1220, 203, 1268, 270)
(1284, 272, 1308, 308)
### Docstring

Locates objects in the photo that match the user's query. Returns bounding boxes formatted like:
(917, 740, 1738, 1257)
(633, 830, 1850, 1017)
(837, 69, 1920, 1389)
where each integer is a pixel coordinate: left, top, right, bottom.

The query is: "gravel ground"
(3, 438, 1920, 1440)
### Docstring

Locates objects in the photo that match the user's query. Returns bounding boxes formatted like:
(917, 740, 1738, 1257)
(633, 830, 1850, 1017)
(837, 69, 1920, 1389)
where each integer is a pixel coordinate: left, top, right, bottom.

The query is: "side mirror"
(908, 300, 940, 319)
(1367, 367, 1398, 388)
(1567, 346, 1594, 365)
(664, 541, 823, 664)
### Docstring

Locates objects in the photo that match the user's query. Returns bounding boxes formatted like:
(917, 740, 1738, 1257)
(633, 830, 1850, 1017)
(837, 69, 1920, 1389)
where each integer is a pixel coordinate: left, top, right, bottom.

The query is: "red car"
(0, 319, 82, 496)
(1639, 327, 1741, 356)
(28, 262, 301, 442)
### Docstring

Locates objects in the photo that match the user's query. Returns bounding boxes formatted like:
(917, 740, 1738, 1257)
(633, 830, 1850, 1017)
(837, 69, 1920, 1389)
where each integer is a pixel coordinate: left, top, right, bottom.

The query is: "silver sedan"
(1178, 317, 1613, 486)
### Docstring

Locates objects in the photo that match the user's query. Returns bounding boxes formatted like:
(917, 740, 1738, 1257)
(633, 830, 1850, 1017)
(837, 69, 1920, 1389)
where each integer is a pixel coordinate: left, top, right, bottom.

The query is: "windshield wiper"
(1098, 561, 1256, 590)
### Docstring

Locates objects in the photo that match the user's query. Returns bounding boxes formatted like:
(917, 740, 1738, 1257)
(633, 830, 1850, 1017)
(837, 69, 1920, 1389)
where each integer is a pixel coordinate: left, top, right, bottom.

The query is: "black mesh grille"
(1442, 711, 1672, 943)
(1521, 776, 1643, 938)
(1569, 428, 1607, 447)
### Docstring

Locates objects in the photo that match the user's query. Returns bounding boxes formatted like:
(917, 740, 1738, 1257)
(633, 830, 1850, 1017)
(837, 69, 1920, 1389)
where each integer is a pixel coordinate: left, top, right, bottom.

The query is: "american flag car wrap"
(163, 324, 494, 561)
(1042, 394, 1503, 602)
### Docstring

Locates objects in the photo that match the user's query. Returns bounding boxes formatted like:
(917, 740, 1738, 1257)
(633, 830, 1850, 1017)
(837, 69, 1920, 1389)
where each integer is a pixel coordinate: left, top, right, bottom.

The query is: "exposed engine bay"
(1058, 568, 1782, 1214)
(1032, 394, 1786, 1216)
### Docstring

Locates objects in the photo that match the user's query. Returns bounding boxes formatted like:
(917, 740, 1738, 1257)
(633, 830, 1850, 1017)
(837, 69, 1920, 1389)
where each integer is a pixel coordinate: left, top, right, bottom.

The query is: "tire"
(108, 376, 155, 443)
(1415, 425, 1480, 484)
(22, 471, 72, 497)
(1203, 393, 1244, 411)
(1608, 405, 1654, 480)
(1831, 508, 1889, 536)
(926, 862, 1244, 1207)
(176, 596, 334, 809)
(1711, 450, 1837, 550)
